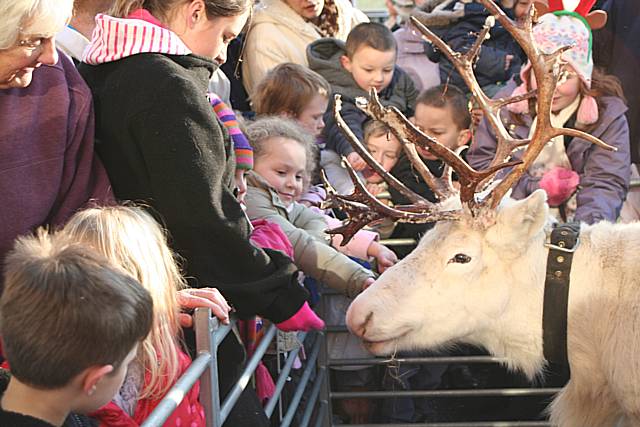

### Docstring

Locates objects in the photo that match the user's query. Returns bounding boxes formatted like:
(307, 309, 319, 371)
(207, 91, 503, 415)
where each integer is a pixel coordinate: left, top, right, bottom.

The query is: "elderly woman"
(242, 0, 368, 95)
(0, 0, 112, 264)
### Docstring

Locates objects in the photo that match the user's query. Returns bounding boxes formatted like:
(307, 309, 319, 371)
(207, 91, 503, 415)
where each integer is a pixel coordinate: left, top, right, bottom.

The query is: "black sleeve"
(323, 97, 369, 156)
(128, 78, 307, 322)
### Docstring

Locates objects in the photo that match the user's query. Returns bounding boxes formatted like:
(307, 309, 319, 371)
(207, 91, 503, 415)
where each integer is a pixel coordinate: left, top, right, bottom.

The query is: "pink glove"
(276, 302, 325, 332)
(538, 167, 580, 207)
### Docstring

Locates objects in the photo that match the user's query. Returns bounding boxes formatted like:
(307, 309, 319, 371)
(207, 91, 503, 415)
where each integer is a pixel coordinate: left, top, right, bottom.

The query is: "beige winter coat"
(245, 171, 373, 297)
(242, 0, 368, 96)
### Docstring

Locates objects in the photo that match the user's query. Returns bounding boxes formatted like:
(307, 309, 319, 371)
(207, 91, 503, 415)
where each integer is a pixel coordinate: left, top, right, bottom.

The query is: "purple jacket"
(0, 53, 113, 262)
(468, 81, 630, 224)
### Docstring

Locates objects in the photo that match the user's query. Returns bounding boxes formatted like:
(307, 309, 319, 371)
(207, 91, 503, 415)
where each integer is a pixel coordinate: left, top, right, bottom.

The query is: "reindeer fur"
(346, 190, 640, 426)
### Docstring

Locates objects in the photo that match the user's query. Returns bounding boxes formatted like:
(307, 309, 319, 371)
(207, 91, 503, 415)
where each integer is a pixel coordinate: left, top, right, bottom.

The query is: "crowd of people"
(0, 0, 637, 425)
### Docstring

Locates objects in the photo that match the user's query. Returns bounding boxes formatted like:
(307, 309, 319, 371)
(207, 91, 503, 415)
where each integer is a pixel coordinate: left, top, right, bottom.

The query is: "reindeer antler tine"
(333, 94, 430, 206)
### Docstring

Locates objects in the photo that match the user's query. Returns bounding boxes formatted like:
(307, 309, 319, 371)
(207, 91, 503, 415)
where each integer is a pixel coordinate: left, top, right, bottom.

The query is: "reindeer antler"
(325, 0, 616, 241)
(411, 0, 615, 208)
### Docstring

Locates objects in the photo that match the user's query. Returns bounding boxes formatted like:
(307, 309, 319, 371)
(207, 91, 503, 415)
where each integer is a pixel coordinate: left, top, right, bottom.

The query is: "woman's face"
(284, 0, 325, 20)
(0, 35, 58, 89)
(172, 0, 250, 64)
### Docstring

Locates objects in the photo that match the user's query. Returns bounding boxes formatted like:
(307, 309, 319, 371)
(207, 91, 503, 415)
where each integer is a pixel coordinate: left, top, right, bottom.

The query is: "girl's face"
(530, 64, 582, 113)
(363, 132, 401, 184)
(296, 94, 328, 137)
(253, 138, 307, 206)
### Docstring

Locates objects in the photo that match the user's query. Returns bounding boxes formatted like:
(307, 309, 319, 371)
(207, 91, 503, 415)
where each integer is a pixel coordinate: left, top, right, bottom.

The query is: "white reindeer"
(320, 1, 639, 425)
(346, 191, 640, 426)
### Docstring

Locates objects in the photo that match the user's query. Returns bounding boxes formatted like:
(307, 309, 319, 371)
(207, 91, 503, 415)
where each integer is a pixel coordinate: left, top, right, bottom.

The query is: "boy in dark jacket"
(307, 22, 418, 194)
(425, 0, 526, 97)
(0, 231, 153, 427)
(388, 84, 471, 258)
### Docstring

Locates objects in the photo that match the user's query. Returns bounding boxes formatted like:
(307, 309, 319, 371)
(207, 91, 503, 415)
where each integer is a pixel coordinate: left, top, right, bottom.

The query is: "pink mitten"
(276, 302, 325, 332)
(538, 167, 580, 207)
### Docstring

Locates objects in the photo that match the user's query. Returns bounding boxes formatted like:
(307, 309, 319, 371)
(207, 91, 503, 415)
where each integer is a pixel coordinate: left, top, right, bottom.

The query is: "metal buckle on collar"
(544, 238, 580, 253)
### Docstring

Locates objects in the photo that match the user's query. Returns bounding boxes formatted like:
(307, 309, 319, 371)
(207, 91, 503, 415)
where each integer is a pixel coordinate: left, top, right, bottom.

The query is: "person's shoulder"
(599, 95, 628, 117)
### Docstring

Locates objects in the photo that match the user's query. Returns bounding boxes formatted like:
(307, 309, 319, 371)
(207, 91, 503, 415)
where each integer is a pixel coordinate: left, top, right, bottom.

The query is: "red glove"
(276, 302, 325, 332)
(538, 167, 579, 207)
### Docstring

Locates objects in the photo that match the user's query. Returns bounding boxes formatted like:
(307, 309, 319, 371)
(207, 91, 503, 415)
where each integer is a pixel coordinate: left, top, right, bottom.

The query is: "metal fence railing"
(140, 307, 327, 427)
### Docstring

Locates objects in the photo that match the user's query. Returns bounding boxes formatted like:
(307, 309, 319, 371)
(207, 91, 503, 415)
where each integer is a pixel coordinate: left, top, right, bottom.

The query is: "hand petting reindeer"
(322, 0, 636, 425)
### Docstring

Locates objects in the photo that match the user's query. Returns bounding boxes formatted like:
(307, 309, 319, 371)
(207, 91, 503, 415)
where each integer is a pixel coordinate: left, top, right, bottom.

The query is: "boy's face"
(253, 137, 306, 207)
(363, 132, 401, 184)
(340, 46, 395, 94)
(297, 94, 328, 138)
(513, 0, 533, 21)
(412, 103, 470, 161)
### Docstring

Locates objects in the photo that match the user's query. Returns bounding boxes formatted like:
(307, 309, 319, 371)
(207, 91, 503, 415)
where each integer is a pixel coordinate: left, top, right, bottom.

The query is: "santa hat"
(507, 2, 599, 125)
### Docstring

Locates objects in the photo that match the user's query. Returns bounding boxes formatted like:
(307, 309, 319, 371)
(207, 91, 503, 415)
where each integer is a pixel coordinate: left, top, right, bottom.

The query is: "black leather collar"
(542, 222, 580, 378)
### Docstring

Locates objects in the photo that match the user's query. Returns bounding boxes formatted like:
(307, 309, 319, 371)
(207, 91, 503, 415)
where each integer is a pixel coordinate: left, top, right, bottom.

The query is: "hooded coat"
(241, 0, 367, 95)
(245, 171, 374, 297)
(307, 38, 418, 157)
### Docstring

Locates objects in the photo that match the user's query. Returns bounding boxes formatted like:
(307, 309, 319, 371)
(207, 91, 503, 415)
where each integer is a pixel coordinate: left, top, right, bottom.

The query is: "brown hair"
(416, 84, 471, 130)
(1, 230, 153, 389)
(345, 22, 396, 58)
(252, 63, 330, 117)
(363, 120, 392, 143)
(516, 67, 627, 130)
(110, 0, 250, 20)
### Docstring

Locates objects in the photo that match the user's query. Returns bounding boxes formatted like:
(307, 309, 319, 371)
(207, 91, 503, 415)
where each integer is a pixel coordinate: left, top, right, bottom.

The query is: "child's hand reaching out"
(367, 241, 398, 273)
(346, 152, 367, 171)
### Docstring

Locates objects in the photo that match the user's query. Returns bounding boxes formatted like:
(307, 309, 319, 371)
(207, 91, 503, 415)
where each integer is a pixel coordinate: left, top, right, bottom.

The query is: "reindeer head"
(327, 0, 614, 359)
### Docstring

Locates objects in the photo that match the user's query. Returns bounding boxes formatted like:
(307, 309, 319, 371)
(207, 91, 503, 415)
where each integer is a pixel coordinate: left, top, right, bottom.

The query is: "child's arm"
(574, 108, 630, 223)
(325, 215, 378, 260)
(323, 98, 369, 160)
(245, 188, 375, 297)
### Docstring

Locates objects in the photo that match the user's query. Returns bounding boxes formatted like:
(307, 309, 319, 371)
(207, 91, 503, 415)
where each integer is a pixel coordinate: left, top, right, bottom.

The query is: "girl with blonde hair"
(62, 205, 231, 426)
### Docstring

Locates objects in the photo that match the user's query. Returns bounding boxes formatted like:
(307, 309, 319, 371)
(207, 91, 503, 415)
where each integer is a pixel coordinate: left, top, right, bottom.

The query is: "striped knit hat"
(209, 93, 254, 170)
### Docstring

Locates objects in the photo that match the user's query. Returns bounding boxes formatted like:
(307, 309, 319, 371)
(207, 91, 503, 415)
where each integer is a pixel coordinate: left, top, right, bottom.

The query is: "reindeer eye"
(449, 253, 471, 264)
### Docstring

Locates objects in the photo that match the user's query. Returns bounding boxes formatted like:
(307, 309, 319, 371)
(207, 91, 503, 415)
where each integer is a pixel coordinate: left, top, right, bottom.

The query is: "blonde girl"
(62, 206, 230, 426)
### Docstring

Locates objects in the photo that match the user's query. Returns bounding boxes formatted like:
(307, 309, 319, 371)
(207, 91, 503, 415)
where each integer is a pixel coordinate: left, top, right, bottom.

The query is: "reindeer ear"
(494, 190, 549, 243)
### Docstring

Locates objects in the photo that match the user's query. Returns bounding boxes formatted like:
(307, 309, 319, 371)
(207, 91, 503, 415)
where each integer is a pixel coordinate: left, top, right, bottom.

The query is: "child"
(0, 231, 153, 427)
(388, 84, 471, 252)
(423, 0, 527, 97)
(307, 22, 418, 194)
(252, 63, 331, 139)
(62, 206, 231, 426)
(467, 7, 630, 224)
(244, 116, 394, 424)
(362, 120, 403, 198)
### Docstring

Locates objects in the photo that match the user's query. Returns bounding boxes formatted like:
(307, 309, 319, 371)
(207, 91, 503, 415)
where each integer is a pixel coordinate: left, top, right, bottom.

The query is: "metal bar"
(314, 400, 328, 427)
(264, 332, 308, 417)
(194, 308, 219, 427)
(379, 238, 418, 246)
(280, 333, 323, 427)
(331, 388, 561, 399)
(219, 323, 278, 424)
(140, 352, 212, 427)
(344, 423, 552, 427)
(329, 355, 508, 366)
(300, 366, 326, 427)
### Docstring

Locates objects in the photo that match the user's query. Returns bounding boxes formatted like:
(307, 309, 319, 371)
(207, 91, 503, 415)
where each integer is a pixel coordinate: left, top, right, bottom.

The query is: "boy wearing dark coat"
(0, 232, 153, 427)
(307, 22, 418, 194)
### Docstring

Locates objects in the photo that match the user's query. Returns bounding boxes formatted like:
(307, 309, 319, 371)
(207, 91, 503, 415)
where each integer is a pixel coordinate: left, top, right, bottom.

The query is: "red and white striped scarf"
(83, 9, 191, 65)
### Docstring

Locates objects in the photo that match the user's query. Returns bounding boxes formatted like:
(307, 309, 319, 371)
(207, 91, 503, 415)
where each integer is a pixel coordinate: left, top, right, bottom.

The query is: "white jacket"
(242, 0, 367, 96)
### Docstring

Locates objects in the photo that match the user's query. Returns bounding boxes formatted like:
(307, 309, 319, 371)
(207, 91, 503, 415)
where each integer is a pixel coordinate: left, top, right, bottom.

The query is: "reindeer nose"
(346, 304, 374, 339)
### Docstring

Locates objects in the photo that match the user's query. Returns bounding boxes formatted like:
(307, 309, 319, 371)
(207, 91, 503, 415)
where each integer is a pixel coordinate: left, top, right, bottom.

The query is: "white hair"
(0, 0, 73, 49)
